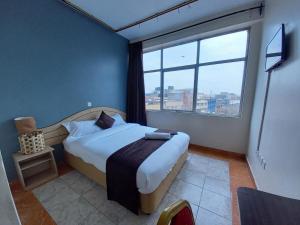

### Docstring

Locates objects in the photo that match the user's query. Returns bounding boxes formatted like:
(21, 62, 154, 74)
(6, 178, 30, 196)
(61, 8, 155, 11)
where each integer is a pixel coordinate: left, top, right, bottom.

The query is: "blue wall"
(0, 0, 128, 180)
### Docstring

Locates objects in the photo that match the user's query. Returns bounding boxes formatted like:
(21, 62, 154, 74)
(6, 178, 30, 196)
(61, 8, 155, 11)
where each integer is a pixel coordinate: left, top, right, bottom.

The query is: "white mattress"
(63, 123, 190, 194)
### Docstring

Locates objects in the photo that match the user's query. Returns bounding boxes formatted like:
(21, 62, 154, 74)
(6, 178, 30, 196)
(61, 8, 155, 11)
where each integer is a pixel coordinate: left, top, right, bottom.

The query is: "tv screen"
(265, 24, 286, 72)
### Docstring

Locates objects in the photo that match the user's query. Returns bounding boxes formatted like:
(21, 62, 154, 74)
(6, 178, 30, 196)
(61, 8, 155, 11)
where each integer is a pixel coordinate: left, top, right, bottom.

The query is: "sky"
(143, 30, 248, 95)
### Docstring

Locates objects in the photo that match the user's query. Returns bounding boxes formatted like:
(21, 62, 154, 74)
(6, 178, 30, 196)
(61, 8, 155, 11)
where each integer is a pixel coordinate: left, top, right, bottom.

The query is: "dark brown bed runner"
(106, 130, 176, 214)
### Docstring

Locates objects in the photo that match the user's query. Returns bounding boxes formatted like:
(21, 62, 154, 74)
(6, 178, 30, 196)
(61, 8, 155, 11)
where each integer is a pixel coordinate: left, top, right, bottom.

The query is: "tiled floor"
(10, 146, 255, 225)
(189, 146, 256, 225)
(32, 152, 232, 225)
(9, 162, 72, 225)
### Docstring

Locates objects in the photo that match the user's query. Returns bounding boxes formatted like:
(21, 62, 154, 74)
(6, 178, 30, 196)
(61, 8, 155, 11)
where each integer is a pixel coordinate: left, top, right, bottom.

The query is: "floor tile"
(82, 185, 107, 209)
(200, 190, 232, 220)
(206, 164, 230, 182)
(119, 211, 159, 225)
(33, 179, 73, 204)
(48, 197, 95, 225)
(79, 208, 115, 225)
(183, 160, 209, 174)
(178, 167, 206, 187)
(83, 185, 128, 224)
(204, 176, 231, 197)
(37, 185, 79, 212)
(191, 154, 210, 165)
(209, 158, 229, 168)
(196, 208, 231, 225)
(99, 200, 130, 224)
(169, 179, 203, 206)
(59, 171, 95, 195)
(191, 203, 199, 220)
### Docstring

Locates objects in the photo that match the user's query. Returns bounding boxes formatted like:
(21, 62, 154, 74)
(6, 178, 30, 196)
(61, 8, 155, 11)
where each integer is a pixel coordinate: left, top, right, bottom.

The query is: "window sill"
(146, 109, 242, 119)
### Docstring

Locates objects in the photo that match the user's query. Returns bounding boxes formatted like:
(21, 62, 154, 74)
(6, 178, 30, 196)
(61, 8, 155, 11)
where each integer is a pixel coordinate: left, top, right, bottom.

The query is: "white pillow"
(62, 120, 102, 137)
(112, 114, 126, 127)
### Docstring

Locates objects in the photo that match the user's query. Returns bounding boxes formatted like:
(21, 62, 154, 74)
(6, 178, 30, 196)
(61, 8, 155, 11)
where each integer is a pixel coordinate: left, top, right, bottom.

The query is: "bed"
(41, 107, 189, 214)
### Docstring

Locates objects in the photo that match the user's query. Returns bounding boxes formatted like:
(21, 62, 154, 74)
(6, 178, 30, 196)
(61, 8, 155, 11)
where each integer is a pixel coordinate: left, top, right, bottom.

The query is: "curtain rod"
(115, 0, 198, 32)
(139, 2, 264, 43)
(60, 0, 198, 33)
(60, 0, 115, 31)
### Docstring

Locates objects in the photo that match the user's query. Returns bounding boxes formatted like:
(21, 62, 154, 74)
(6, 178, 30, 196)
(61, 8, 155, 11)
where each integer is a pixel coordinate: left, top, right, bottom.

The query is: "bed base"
(64, 150, 188, 214)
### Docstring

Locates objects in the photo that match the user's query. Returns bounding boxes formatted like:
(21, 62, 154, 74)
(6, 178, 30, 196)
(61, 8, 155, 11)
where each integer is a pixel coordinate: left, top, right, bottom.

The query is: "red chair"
(157, 200, 195, 225)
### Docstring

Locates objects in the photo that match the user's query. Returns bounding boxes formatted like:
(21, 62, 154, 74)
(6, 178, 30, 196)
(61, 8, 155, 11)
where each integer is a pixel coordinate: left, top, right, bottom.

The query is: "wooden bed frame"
(41, 107, 188, 214)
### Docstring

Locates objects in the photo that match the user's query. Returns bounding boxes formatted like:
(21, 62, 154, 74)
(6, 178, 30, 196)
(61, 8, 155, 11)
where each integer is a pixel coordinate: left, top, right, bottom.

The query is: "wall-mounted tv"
(265, 24, 286, 72)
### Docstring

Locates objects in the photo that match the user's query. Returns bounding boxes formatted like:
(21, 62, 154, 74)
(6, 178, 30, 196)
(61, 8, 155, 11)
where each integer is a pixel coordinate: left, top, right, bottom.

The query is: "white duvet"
(63, 123, 190, 194)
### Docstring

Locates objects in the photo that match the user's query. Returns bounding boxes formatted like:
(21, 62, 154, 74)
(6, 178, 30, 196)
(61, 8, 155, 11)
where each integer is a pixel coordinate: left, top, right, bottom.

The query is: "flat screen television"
(265, 24, 286, 72)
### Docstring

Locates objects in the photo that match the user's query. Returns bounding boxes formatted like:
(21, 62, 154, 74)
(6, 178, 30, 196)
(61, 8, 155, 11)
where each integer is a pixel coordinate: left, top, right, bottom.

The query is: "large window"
(143, 30, 249, 117)
(164, 69, 194, 111)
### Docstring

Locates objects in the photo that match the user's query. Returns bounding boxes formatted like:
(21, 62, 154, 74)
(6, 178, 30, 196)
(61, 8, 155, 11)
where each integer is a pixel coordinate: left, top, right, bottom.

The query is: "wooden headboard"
(41, 107, 126, 146)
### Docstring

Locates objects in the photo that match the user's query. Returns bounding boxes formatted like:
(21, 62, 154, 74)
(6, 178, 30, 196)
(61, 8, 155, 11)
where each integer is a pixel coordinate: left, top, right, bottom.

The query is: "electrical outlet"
(262, 159, 267, 170)
(257, 151, 262, 162)
(257, 151, 267, 169)
(256, 150, 259, 156)
(87, 102, 92, 107)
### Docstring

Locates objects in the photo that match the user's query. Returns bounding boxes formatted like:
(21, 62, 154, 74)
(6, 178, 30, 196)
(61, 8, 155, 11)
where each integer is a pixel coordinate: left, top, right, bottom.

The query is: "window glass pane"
(199, 31, 248, 63)
(144, 72, 161, 110)
(164, 69, 194, 111)
(143, 50, 161, 71)
(163, 42, 197, 68)
(196, 61, 245, 116)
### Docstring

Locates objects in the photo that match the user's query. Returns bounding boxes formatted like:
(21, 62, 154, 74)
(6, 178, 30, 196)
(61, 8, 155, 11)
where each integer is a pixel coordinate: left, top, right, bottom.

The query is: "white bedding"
(63, 123, 190, 194)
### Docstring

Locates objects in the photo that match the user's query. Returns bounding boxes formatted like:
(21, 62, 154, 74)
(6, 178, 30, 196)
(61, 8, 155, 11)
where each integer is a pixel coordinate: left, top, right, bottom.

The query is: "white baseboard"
(246, 156, 260, 190)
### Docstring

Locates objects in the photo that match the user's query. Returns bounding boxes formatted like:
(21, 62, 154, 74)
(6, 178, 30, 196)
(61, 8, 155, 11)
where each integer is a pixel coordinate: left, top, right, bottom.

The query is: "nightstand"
(13, 146, 58, 190)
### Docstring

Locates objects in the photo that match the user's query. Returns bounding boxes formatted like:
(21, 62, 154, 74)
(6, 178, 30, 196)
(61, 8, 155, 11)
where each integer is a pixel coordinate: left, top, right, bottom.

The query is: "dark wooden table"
(237, 187, 300, 225)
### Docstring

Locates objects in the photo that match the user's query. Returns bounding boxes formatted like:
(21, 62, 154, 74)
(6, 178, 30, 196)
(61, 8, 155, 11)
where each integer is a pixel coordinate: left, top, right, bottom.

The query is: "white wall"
(0, 151, 21, 225)
(247, 0, 300, 199)
(146, 11, 263, 154)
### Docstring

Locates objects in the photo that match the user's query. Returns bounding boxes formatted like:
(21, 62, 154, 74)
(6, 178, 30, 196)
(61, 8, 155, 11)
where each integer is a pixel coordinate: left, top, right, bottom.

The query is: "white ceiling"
(67, 0, 261, 41)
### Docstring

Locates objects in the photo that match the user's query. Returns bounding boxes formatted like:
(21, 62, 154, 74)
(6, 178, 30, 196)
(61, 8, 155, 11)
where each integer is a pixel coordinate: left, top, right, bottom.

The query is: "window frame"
(143, 28, 250, 118)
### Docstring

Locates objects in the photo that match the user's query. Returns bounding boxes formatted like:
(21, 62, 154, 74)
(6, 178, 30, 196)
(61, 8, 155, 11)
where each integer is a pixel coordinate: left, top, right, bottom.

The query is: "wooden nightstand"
(13, 146, 58, 190)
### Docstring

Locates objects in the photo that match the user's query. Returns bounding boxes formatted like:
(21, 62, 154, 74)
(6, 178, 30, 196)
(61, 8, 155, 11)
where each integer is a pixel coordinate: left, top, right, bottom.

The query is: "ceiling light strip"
(60, 0, 115, 31)
(115, 0, 198, 32)
(140, 2, 264, 43)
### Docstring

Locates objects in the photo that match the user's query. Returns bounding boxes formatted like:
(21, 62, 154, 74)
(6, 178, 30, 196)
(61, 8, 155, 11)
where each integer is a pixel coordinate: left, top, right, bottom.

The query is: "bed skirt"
(64, 149, 188, 214)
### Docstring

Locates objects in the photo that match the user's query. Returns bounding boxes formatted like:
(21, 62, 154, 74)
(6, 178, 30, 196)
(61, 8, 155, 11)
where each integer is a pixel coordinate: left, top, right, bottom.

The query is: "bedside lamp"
(14, 117, 37, 135)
